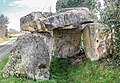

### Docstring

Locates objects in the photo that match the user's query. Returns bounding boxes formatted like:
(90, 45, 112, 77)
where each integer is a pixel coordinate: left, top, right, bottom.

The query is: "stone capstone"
(20, 7, 94, 32)
(82, 23, 111, 60)
(2, 33, 53, 80)
(53, 28, 81, 58)
(40, 7, 93, 30)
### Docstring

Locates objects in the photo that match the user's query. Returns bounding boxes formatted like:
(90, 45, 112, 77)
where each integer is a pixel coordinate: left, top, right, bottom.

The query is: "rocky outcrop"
(20, 7, 93, 32)
(3, 33, 53, 80)
(53, 28, 81, 58)
(82, 23, 111, 60)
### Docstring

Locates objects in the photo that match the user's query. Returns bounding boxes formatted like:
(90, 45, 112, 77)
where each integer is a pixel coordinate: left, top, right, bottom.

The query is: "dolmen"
(2, 7, 111, 80)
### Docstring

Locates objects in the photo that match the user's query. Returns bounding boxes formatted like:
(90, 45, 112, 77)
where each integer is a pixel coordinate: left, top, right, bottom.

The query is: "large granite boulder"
(2, 33, 53, 80)
(20, 12, 52, 32)
(20, 7, 93, 32)
(82, 23, 111, 60)
(40, 7, 93, 30)
(53, 28, 81, 58)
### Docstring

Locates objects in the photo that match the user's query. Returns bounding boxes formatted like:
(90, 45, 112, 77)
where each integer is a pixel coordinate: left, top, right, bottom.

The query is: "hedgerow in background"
(99, 0, 120, 67)
(56, 0, 97, 11)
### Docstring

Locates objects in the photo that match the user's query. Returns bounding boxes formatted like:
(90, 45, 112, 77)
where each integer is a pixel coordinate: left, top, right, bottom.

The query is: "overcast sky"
(0, 0, 104, 31)
(0, 0, 57, 31)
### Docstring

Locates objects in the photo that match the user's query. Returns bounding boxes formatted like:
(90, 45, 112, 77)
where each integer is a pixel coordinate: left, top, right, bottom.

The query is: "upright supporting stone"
(53, 28, 81, 58)
(83, 23, 111, 61)
(2, 33, 53, 80)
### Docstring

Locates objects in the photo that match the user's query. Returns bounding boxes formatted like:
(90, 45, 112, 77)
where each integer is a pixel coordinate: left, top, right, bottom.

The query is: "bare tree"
(0, 14, 9, 37)
(0, 14, 9, 25)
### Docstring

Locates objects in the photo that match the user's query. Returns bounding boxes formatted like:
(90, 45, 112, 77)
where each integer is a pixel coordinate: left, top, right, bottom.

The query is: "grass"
(0, 37, 10, 44)
(0, 33, 22, 44)
(50, 57, 120, 83)
(0, 55, 120, 83)
(9, 33, 24, 37)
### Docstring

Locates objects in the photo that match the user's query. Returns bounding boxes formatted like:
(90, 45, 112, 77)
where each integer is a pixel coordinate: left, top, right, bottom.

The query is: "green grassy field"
(0, 37, 10, 44)
(0, 33, 22, 44)
(0, 55, 120, 83)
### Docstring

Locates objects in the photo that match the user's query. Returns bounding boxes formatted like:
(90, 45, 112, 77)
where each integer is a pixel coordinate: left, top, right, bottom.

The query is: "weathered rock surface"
(53, 28, 81, 58)
(20, 12, 52, 32)
(82, 23, 111, 60)
(20, 7, 93, 32)
(2, 33, 53, 80)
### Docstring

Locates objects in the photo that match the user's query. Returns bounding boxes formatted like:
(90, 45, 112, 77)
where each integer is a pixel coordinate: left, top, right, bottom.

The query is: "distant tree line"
(0, 14, 9, 25)
(56, 0, 97, 11)
(0, 14, 9, 37)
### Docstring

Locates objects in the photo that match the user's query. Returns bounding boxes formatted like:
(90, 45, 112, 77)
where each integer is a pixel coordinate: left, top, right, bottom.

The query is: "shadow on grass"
(50, 56, 71, 83)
